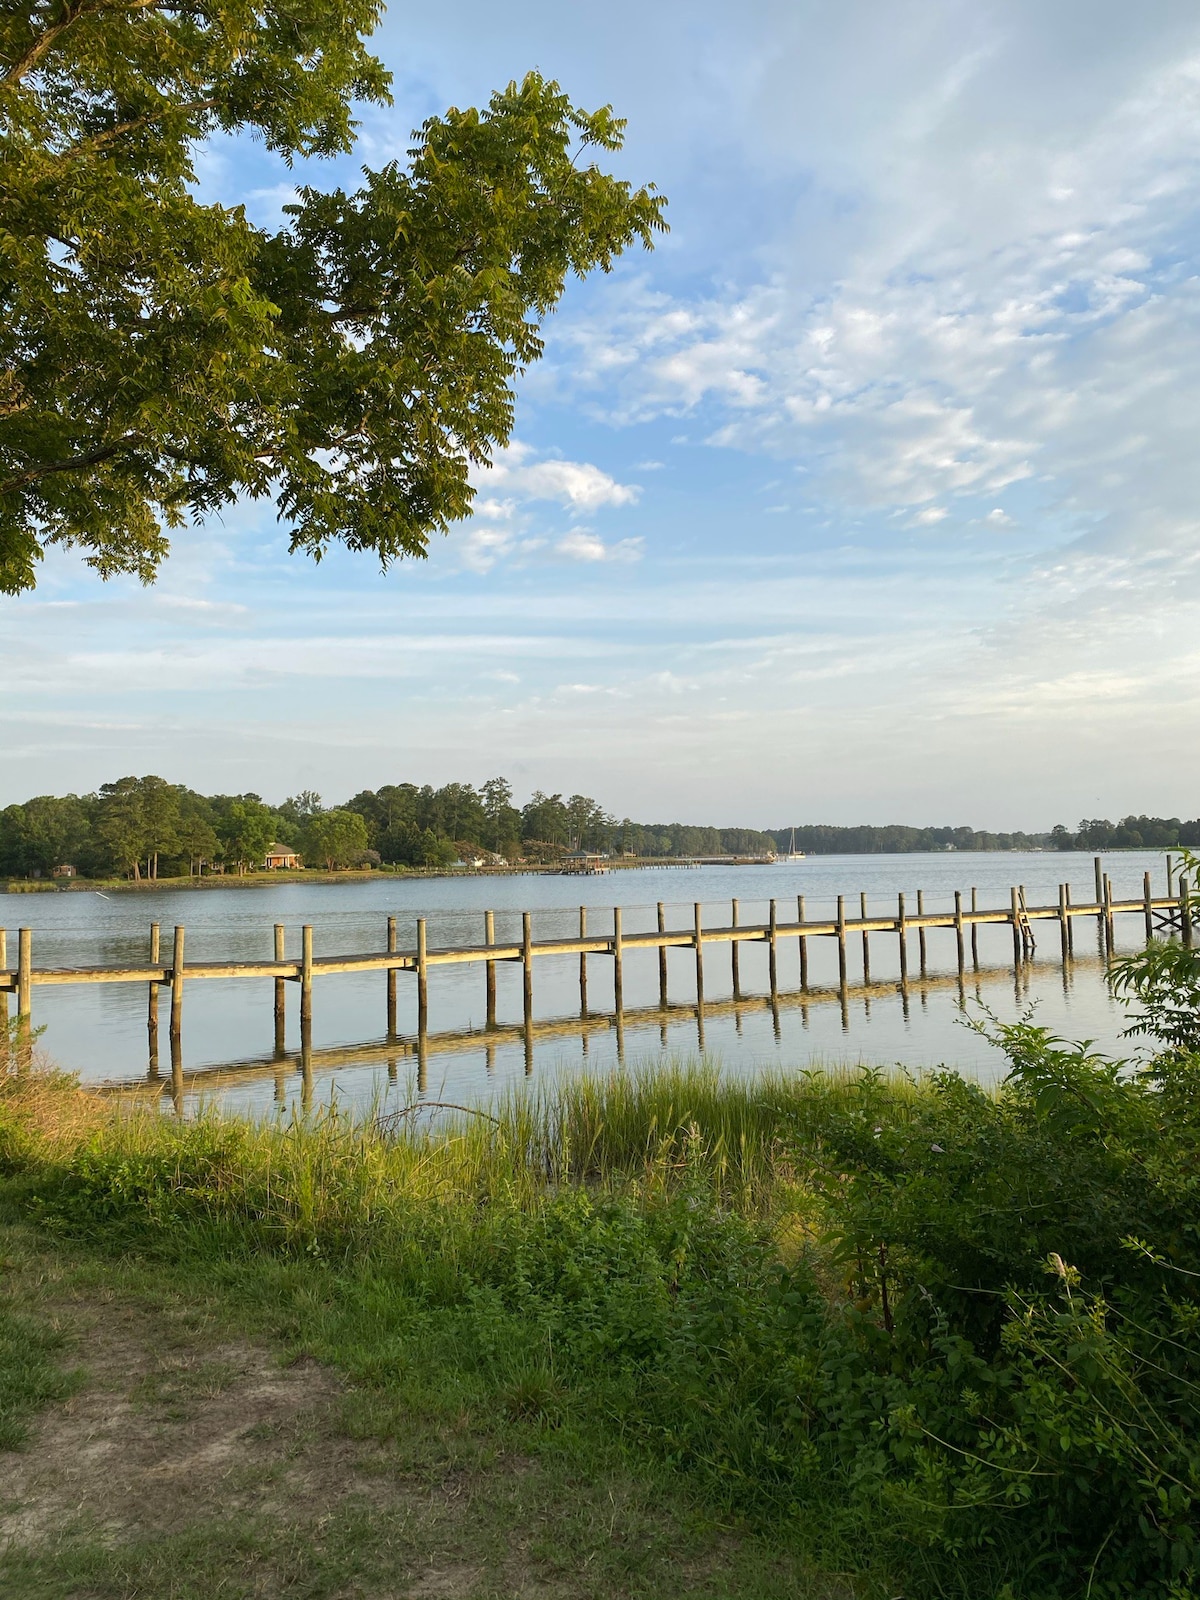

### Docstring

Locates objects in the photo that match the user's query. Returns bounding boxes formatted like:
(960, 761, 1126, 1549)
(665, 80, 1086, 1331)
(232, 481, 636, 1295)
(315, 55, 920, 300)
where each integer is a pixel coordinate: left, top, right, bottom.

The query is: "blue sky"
(6, 0, 1200, 827)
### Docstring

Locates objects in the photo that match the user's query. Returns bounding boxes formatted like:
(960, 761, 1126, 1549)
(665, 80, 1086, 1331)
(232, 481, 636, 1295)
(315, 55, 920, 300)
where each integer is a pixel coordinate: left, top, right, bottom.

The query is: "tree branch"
(0, 435, 141, 494)
(58, 97, 221, 158)
(2, 0, 176, 88)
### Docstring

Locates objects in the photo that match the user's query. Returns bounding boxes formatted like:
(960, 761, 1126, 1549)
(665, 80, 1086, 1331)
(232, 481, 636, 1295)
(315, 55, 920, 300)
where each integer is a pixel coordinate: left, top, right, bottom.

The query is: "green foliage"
(299, 807, 369, 869)
(0, 0, 665, 592)
(215, 796, 276, 875)
(1054, 816, 1200, 850)
(7, 933, 1200, 1595)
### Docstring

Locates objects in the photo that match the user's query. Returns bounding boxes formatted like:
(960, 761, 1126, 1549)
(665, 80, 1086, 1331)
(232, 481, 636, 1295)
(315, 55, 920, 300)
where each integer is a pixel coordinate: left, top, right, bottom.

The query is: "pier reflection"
(124, 953, 1116, 1118)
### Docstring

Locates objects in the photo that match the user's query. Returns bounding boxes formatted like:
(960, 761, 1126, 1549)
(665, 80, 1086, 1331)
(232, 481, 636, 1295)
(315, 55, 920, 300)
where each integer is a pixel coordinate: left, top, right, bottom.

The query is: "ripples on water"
(1, 851, 1175, 1117)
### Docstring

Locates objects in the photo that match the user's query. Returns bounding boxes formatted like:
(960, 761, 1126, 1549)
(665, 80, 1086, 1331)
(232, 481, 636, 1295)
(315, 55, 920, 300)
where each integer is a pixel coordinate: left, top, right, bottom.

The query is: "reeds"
(0, 1057, 941, 1258)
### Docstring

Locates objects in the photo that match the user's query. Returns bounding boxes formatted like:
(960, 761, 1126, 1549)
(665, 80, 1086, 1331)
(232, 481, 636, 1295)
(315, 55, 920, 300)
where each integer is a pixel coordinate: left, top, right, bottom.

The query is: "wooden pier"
(0, 857, 1192, 1091)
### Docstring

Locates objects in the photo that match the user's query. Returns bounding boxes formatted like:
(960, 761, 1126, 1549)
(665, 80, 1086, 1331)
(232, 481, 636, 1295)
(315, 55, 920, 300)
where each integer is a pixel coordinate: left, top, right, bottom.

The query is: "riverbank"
(2, 859, 718, 895)
(1, 1033, 1196, 1598)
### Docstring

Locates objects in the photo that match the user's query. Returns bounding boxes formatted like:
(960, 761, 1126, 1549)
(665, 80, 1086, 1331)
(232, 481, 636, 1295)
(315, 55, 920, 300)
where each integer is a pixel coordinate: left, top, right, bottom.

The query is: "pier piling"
(836, 895, 848, 995)
(300, 924, 313, 1045)
(275, 923, 287, 1051)
(416, 918, 429, 1033)
(657, 902, 668, 1009)
(578, 907, 588, 1016)
(860, 892, 870, 983)
(169, 925, 185, 1040)
(386, 917, 397, 1038)
(486, 911, 497, 1028)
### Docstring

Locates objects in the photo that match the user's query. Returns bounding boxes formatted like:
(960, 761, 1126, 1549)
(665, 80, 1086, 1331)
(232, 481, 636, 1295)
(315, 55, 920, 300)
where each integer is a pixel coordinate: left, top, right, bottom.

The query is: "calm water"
(1, 852, 1174, 1117)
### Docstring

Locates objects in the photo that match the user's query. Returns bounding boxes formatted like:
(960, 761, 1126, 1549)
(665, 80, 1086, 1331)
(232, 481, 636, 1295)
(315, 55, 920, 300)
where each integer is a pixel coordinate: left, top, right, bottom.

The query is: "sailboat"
(778, 827, 806, 863)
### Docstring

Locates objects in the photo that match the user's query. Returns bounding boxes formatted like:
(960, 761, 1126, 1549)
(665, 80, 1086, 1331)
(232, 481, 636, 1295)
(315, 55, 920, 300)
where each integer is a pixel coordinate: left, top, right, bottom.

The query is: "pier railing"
(1, 858, 1191, 1085)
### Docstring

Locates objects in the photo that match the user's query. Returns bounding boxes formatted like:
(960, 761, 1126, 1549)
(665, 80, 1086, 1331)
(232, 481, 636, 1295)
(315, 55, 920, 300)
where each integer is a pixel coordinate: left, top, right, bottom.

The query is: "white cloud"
(555, 532, 645, 563)
(476, 441, 640, 512)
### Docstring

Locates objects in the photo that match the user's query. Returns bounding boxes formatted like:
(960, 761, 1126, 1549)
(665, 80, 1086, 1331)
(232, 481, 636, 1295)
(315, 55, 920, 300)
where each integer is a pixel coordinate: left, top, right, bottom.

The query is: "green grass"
(0, 1297, 79, 1450)
(0, 1036, 1198, 1599)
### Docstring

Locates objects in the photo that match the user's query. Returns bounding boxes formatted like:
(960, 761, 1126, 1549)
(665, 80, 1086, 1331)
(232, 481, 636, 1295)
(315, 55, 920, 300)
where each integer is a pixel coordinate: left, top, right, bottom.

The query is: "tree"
(301, 808, 368, 869)
(174, 791, 219, 875)
(480, 776, 520, 858)
(0, 0, 666, 593)
(92, 776, 151, 877)
(216, 798, 275, 875)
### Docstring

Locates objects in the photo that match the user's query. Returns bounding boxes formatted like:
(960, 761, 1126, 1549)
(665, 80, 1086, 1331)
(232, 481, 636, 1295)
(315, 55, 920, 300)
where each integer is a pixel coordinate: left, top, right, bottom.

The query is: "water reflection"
(2, 850, 1176, 1118)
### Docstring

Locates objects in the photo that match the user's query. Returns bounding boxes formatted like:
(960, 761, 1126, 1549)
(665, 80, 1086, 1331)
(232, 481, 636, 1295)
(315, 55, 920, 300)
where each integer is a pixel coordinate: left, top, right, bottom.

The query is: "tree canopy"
(0, 2, 666, 593)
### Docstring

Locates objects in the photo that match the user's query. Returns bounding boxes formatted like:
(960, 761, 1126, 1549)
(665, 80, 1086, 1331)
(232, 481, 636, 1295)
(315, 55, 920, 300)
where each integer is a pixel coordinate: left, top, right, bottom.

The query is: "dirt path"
(0, 1234, 841, 1600)
(0, 1266, 503, 1598)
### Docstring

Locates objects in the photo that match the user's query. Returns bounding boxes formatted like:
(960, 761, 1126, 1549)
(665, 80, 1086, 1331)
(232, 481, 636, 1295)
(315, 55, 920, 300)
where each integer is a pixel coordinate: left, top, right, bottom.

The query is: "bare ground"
(0, 1237, 846, 1600)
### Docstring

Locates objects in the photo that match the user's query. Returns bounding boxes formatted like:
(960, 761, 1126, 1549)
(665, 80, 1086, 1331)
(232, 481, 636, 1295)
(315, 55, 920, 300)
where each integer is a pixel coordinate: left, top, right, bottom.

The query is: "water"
(1, 852, 1174, 1117)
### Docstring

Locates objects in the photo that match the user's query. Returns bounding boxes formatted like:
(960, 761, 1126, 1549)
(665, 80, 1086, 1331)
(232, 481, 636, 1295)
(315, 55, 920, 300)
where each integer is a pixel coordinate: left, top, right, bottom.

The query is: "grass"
(0, 1037, 1197, 1599)
(0, 1064, 881, 1600)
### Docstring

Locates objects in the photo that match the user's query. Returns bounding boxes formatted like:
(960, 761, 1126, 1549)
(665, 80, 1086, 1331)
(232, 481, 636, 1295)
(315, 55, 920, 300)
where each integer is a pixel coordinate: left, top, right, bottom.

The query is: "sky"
(6, 0, 1200, 828)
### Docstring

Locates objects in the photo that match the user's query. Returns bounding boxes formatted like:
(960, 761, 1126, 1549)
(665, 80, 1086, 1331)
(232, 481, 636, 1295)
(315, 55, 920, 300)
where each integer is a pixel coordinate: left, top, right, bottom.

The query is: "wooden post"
(970, 888, 979, 970)
(145, 922, 160, 1076)
(657, 902, 668, 1009)
(1180, 875, 1192, 949)
(798, 894, 809, 990)
(148, 921, 160, 1032)
(521, 911, 533, 1026)
(300, 923, 313, 1045)
(1104, 874, 1115, 954)
(0, 930, 8, 1070)
(860, 892, 870, 984)
(1009, 888, 1022, 968)
(954, 891, 965, 976)
(897, 893, 908, 985)
(1144, 871, 1154, 942)
(693, 901, 705, 1007)
(417, 918, 429, 1034)
(917, 891, 927, 977)
(1065, 882, 1075, 955)
(768, 898, 778, 999)
(170, 1028, 184, 1115)
(16, 934, 31, 1068)
(1058, 884, 1069, 962)
(1167, 854, 1175, 895)
(577, 906, 587, 1016)
(730, 898, 741, 999)
(836, 895, 848, 995)
(612, 906, 624, 1014)
(486, 911, 498, 1027)
(1094, 857, 1104, 932)
(275, 923, 287, 1052)
(386, 916, 397, 1038)
(169, 924, 185, 1039)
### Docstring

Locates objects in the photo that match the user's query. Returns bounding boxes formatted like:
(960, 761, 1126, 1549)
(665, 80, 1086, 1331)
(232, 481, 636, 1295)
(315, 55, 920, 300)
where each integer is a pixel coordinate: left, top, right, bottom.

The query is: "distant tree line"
(4, 780, 1191, 881)
(1049, 816, 1200, 850)
(767, 817, 1200, 854)
(0, 775, 779, 879)
(768, 824, 1053, 854)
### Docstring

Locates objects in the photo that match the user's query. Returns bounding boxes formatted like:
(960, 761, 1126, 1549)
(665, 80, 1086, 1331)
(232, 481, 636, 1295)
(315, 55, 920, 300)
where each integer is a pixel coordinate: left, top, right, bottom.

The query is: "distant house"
(52, 864, 77, 878)
(263, 844, 300, 870)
